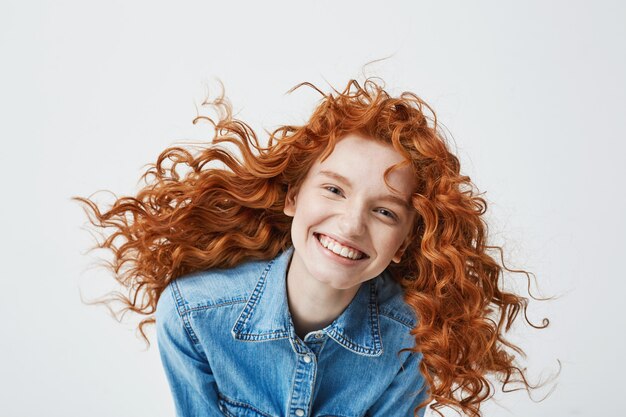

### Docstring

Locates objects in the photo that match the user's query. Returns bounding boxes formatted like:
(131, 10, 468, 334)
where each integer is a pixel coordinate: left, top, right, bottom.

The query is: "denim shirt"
(156, 246, 428, 417)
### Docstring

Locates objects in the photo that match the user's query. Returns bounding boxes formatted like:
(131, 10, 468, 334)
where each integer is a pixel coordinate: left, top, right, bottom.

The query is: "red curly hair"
(74, 78, 552, 417)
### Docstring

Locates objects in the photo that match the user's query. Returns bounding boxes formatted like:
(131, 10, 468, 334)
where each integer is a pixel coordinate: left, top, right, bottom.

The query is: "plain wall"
(1, 0, 624, 416)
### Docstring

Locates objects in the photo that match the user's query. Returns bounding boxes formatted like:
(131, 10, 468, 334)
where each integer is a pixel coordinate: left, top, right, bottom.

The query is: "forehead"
(309, 134, 416, 196)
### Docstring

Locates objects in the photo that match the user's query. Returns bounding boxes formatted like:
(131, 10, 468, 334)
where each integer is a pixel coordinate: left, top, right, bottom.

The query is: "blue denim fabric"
(156, 246, 428, 417)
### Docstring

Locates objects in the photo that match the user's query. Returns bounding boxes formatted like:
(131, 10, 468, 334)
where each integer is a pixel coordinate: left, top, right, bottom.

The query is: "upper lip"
(315, 232, 370, 258)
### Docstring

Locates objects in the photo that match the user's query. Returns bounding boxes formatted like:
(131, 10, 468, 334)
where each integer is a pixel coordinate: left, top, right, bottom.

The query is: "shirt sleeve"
(155, 283, 222, 417)
(366, 351, 430, 417)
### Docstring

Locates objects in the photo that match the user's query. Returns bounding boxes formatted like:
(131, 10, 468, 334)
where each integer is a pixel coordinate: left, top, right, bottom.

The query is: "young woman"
(75, 78, 549, 417)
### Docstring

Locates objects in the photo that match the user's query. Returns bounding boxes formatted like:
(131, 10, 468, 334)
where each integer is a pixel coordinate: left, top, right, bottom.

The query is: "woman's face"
(284, 133, 417, 292)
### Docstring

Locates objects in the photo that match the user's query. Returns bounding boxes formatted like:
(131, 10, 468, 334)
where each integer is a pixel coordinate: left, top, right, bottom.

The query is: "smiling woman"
(74, 78, 553, 417)
(283, 133, 419, 339)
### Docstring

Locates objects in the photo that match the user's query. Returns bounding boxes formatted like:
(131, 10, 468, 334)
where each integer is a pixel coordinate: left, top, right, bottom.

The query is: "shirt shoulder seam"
(378, 308, 417, 329)
(187, 297, 248, 312)
(169, 279, 202, 345)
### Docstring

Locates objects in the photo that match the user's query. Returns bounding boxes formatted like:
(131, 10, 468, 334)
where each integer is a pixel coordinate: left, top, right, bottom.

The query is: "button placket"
(289, 340, 316, 417)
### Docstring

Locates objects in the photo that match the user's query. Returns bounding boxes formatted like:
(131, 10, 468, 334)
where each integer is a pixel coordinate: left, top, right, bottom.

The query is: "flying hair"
(73, 77, 557, 417)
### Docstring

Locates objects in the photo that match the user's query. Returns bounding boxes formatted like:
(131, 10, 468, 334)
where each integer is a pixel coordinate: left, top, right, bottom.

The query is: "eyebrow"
(318, 170, 412, 208)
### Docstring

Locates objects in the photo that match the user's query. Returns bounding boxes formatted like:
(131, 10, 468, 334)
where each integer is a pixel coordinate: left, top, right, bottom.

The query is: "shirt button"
(295, 409, 305, 417)
(314, 333, 323, 339)
(303, 355, 312, 363)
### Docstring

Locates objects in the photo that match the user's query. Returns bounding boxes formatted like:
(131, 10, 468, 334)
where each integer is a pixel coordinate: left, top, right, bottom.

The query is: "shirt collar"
(231, 246, 383, 357)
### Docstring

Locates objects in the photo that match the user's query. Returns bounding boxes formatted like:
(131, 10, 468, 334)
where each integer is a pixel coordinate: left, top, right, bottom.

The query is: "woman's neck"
(285, 253, 361, 340)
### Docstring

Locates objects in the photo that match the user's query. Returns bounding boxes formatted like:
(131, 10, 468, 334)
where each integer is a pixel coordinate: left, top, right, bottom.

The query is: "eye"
(376, 208, 398, 220)
(324, 185, 343, 196)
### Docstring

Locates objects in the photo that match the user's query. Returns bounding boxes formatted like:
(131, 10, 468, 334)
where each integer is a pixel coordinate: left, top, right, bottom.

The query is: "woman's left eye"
(377, 208, 397, 220)
(325, 186, 343, 195)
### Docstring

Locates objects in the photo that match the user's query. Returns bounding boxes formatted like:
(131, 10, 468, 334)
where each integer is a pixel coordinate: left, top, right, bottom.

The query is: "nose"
(337, 202, 367, 237)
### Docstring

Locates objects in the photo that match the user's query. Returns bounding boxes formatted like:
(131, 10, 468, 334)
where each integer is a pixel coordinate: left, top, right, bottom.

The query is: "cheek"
(296, 192, 326, 217)
(375, 227, 409, 251)
(297, 205, 323, 227)
(291, 199, 321, 231)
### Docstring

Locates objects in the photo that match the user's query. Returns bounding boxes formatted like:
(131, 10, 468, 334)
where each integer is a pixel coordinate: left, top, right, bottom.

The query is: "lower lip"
(314, 233, 367, 266)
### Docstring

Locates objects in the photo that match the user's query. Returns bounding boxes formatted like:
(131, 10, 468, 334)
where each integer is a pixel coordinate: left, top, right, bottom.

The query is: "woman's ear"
(283, 187, 297, 217)
(391, 248, 403, 264)
(393, 216, 417, 263)
(391, 238, 411, 263)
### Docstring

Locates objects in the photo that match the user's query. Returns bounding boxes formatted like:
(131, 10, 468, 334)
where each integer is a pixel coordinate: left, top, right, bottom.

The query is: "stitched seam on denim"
(286, 354, 297, 417)
(369, 281, 383, 353)
(171, 280, 200, 345)
(218, 392, 273, 417)
(187, 298, 247, 312)
(231, 331, 290, 341)
(231, 259, 275, 334)
(322, 281, 383, 356)
(318, 414, 354, 417)
(378, 309, 416, 328)
(326, 329, 379, 356)
(217, 399, 236, 417)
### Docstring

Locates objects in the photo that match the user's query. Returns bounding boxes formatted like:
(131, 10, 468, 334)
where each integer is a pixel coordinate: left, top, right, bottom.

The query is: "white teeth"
(317, 234, 363, 260)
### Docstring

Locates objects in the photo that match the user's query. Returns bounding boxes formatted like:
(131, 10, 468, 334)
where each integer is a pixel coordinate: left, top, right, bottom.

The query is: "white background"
(1, 1, 624, 416)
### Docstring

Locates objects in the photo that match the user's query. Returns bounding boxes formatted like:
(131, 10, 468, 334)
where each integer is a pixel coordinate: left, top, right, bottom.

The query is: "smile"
(314, 233, 368, 260)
